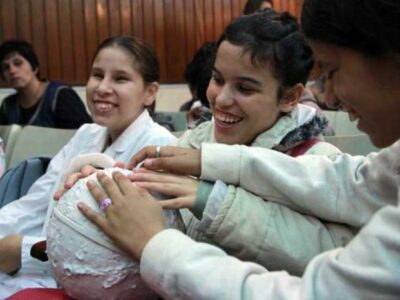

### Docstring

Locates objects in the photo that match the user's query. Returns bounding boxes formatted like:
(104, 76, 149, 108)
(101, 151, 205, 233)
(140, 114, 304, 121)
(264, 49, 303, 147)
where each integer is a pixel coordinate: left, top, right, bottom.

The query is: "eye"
(115, 76, 129, 82)
(91, 72, 103, 79)
(237, 84, 256, 95)
(211, 73, 224, 85)
(13, 60, 23, 67)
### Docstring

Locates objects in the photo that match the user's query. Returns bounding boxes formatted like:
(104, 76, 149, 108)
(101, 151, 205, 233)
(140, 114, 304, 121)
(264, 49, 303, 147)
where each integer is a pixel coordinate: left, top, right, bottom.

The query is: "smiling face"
(206, 41, 298, 145)
(86, 46, 158, 142)
(1, 53, 38, 90)
(309, 40, 400, 147)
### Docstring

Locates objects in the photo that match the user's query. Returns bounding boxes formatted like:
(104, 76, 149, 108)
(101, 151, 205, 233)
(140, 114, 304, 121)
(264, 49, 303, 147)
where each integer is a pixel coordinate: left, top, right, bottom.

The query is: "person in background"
(0, 40, 92, 128)
(0, 36, 176, 299)
(180, 42, 216, 129)
(243, 0, 273, 14)
(79, 0, 400, 298)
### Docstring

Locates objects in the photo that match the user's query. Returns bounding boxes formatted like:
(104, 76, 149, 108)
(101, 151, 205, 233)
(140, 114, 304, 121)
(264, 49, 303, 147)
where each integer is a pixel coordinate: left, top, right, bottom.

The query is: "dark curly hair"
(0, 40, 40, 80)
(302, 0, 400, 57)
(218, 9, 314, 100)
(184, 42, 217, 107)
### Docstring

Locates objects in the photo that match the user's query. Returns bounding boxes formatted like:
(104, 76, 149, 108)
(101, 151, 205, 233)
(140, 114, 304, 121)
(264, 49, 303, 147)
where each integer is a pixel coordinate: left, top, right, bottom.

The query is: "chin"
(369, 133, 398, 149)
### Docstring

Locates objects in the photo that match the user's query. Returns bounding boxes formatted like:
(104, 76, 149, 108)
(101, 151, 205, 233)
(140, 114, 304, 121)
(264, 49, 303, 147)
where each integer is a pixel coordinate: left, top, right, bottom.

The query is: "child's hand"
(130, 168, 199, 210)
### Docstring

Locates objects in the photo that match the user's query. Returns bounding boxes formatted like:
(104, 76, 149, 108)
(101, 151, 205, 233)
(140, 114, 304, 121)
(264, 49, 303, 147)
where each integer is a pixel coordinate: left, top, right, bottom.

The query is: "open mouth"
(93, 101, 116, 113)
(215, 110, 243, 125)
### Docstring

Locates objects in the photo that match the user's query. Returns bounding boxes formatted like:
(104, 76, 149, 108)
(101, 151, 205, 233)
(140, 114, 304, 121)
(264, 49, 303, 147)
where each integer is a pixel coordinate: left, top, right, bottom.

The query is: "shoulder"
(72, 123, 104, 138)
(178, 121, 214, 148)
(305, 141, 342, 160)
(1, 93, 17, 105)
(49, 82, 81, 101)
(141, 118, 177, 145)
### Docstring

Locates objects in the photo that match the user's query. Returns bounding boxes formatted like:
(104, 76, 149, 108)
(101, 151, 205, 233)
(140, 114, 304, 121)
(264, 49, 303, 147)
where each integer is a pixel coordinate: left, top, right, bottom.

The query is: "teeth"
(215, 112, 242, 124)
(94, 102, 114, 112)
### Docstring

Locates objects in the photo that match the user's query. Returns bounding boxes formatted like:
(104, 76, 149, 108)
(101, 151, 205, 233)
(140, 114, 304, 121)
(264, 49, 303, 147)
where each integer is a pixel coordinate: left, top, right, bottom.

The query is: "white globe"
(47, 167, 184, 300)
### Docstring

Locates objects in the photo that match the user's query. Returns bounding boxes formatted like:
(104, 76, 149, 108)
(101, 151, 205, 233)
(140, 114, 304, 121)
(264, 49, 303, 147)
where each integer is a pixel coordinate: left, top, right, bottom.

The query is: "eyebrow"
(212, 67, 263, 86)
(91, 67, 130, 75)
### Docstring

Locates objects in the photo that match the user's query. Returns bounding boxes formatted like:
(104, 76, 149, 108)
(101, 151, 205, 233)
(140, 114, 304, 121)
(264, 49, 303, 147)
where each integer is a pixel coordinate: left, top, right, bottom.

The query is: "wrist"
(133, 227, 165, 261)
(192, 181, 214, 220)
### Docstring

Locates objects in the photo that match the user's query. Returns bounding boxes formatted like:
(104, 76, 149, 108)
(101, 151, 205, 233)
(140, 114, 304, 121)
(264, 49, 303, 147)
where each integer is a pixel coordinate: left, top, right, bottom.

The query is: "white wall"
(0, 84, 191, 113)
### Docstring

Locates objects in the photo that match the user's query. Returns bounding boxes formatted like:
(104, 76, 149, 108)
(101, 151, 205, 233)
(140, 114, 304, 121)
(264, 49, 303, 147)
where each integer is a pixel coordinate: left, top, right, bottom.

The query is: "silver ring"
(99, 198, 112, 211)
(155, 146, 161, 158)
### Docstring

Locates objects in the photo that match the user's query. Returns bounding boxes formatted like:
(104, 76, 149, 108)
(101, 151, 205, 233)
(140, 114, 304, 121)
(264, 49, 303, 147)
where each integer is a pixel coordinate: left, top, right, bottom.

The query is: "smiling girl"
(0, 36, 175, 298)
(128, 10, 351, 275)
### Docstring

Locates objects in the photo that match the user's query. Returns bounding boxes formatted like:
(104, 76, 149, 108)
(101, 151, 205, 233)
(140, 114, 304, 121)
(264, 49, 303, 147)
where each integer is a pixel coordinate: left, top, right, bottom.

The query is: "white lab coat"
(0, 110, 176, 298)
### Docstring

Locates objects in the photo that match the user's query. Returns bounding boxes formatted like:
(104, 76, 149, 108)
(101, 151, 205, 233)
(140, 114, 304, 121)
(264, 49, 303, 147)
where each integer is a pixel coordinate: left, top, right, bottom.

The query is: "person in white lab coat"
(0, 36, 175, 298)
(79, 0, 400, 299)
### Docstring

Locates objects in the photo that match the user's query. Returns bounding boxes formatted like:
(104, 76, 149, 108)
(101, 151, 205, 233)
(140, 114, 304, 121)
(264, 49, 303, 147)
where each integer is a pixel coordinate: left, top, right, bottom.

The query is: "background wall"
(0, 0, 304, 85)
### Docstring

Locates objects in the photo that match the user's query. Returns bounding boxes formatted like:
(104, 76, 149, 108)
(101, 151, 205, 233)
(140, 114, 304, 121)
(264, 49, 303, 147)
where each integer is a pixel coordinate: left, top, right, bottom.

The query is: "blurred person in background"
(0, 40, 92, 128)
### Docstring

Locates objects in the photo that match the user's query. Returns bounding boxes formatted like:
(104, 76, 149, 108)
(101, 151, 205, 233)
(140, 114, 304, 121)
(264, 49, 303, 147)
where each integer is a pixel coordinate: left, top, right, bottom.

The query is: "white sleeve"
(200, 141, 399, 227)
(141, 201, 400, 299)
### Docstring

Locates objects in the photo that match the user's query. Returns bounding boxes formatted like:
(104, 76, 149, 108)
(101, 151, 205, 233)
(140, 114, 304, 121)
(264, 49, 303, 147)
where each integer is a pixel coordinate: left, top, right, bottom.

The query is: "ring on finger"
(155, 146, 162, 158)
(99, 198, 112, 211)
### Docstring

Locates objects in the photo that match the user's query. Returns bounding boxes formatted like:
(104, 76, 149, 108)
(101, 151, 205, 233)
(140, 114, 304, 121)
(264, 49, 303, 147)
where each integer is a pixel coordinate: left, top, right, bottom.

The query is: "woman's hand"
(53, 165, 99, 200)
(127, 146, 201, 177)
(130, 168, 199, 210)
(78, 172, 166, 261)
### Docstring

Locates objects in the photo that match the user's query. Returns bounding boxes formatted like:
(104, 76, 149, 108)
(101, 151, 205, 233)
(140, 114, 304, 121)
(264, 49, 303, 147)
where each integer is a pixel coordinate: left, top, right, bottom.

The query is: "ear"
(143, 82, 160, 107)
(279, 83, 304, 113)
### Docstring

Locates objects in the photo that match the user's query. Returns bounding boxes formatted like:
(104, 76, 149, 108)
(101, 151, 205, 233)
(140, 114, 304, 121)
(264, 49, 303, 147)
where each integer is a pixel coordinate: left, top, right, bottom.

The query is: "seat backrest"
(324, 134, 379, 156)
(153, 111, 188, 132)
(323, 111, 362, 136)
(8, 126, 76, 169)
(0, 156, 51, 208)
(0, 124, 22, 165)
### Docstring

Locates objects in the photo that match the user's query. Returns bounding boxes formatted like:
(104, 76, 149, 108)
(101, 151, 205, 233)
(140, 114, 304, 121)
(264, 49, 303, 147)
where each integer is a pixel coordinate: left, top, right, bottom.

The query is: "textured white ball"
(47, 168, 184, 300)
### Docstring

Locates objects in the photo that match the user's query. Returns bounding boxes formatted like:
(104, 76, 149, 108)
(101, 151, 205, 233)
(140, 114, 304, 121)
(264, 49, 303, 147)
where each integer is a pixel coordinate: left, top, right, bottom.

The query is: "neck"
(18, 79, 45, 109)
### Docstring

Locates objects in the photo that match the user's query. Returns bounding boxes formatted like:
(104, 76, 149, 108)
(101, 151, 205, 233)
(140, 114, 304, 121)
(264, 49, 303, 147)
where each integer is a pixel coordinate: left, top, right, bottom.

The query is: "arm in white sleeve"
(200, 141, 400, 227)
(196, 184, 355, 276)
(141, 200, 400, 300)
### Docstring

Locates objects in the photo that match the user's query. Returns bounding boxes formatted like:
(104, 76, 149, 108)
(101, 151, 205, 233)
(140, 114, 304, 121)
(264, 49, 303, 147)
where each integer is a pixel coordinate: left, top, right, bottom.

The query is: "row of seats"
(0, 111, 379, 170)
(0, 125, 76, 169)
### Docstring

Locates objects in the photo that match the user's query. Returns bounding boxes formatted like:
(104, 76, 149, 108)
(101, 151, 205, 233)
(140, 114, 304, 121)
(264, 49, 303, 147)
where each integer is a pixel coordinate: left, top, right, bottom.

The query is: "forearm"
(142, 202, 400, 300)
(200, 143, 398, 226)
(201, 185, 356, 275)
(141, 229, 303, 300)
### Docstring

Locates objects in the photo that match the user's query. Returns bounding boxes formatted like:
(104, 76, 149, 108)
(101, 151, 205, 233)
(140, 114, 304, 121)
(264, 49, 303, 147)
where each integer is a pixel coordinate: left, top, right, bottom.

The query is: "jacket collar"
(185, 104, 321, 150)
(103, 110, 153, 155)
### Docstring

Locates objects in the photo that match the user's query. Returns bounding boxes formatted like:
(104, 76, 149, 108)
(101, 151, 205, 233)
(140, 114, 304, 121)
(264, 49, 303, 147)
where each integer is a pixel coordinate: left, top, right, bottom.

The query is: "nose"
(324, 77, 341, 109)
(214, 84, 235, 108)
(96, 77, 112, 95)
